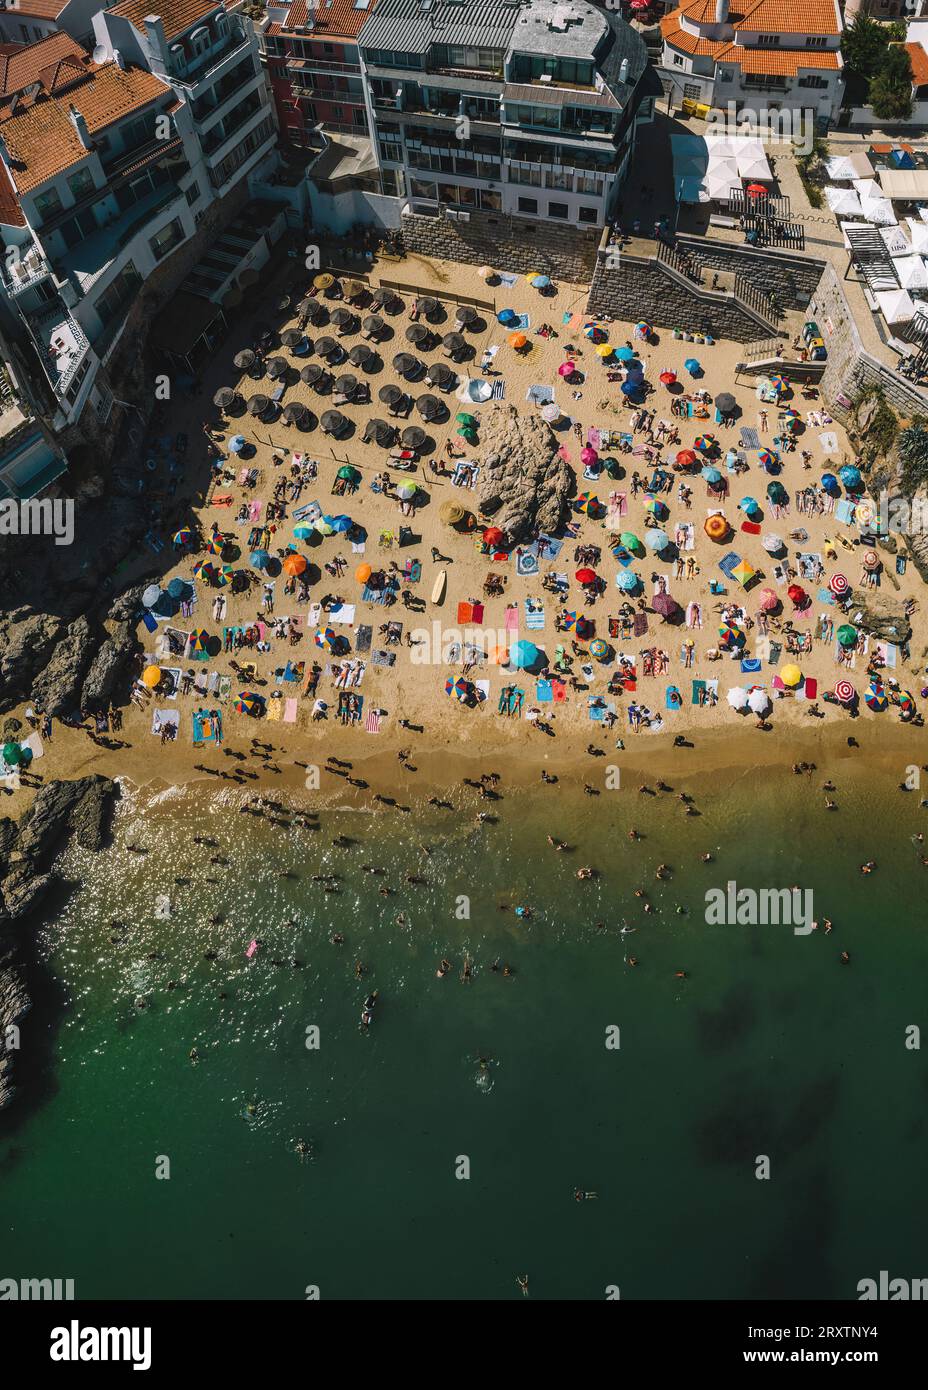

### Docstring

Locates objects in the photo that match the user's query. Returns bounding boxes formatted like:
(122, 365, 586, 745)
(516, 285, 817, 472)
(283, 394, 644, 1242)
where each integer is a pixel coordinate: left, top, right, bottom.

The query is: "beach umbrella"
(646, 528, 670, 551)
(837, 623, 858, 648)
(635, 321, 651, 338)
(142, 665, 162, 689)
(897, 690, 916, 713)
(727, 686, 750, 710)
(616, 571, 640, 592)
(300, 364, 324, 385)
(406, 323, 430, 346)
(362, 315, 385, 337)
(575, 616, 594, 639)
(193, 561, 218, 584)
(314, 516, 335, 536)
(267, 356, 288, 380)
(233, 349, 255, 370)
(439, 500, 465, 526)
(732, 559, 755, 587)
(829, 573, 850, 597)
(584, 324, 607, 343)
(294, 526, 314, 540)
(558, 361, 576, 377)
(190, 628, 210, 654)
(719, 622, 745, 647)
(477, 266, 493, 281)
(695, 435, 716, 454)
(172, 528, 192, 547)
(428, 362, 456, 387)
(348, 343, 373, 367)
(370, 287, 394, 308)
(443, 331, 466, 355)
(456, 412, 477, 427)
(228, 434, 246, 455)
(781, 663, 803, 687)
(589, 638, 609, 660)
(645, 498, 667, 518)
(620, 531, 643, 553)
(316, 336, 340, 359)
(313, 273, 335, 291)
(615, 347, 635, 362)
(343, 279, 365, 301)
(217, 566, 234, 588)
(704, 514, 729, 542)
(284, 402, 312, 429)
(748, 689, 771, 716)
(330, 308, 353, 330)
(758, 449, 779, 469)
(652, 592, 680, 619)
(621, 380, 640, 397)
(247, 394, 269, 416)
(575, 567, 597, 585)
(758, 588, 778, 612)
(702, 466, 722, 484)
(321, 410, 347, 435)
(580, 447, 599, 466)
(213, 387, 236, 410)
(767, 481, 788, 504)
(299, 297, 326, 323)
(676, 449, 697, 469)
(716, 392, 736, 414)
(235, 691, 262, 715)
(280, 329, 305, 349)
(2, 741, 22, 766)
(820, 473, 840, 495)
(417, 296, 438, 318)
(865, 681, 887, 711)
(541, 403, 561, 424)
(531, 275, 551, 289)
(498, 308, 517, 325)
(739, 496, 759, 515)
(314, 627, 336, 651)
(364, 418, 395, 447)
(685, 358, 701, 375)
(761, 532, 784, 554)
(510, 639, 541, 671)
(787, 583, 808, 608)
(573, 493, 599, 515)
(834, 680, 856, 706)
(335, 373, 358, 397)
(378, 384, 404, 409)
(355, 563, 372, 583)
(482, 527, 505, 550)
(768, 375, 786, 393)
(396, 481, 418, 501)
(596, 344, 613, 359)
(416, 394, 442, 420)
(840, 465, 862, 490)
(207, 533, 225, 555)
(393, 352, 419, 376)
(249, 549, 270, 570)
(659, 370, 677, 386)
(561, 611, 577, 631)
(283, 553, 308, 576)
(401, 425, 426, 449)
(457, 427, 478, 444)
(509, 331, 528, 349)
(333, 516, 355, 534)
(862, 549, 881, 572)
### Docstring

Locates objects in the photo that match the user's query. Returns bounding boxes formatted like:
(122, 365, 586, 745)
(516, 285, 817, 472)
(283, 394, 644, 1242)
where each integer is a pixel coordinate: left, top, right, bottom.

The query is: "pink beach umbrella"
(558, 360, 576, 378)
(580, 446, 598, 465)
(758, 588, 779, 612)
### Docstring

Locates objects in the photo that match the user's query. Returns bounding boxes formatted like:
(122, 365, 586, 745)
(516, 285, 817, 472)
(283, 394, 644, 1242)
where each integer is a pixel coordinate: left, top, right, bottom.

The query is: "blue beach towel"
(740, 657, 762, 674)
(535, 680, 553, 702)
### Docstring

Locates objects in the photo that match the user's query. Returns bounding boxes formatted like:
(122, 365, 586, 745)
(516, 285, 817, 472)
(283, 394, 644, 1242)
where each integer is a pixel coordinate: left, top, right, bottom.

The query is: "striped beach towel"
(365, 709, 381, 733)
(489, 380, 505, 399)
(524, 601, 545, 630)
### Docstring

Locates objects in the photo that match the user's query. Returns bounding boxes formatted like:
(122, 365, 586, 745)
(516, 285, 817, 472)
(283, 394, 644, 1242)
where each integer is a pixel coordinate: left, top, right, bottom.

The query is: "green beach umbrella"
(456, 412, 476, 426)
(2, 741, 22, 766)
(337, 466, 361, 483)
(620, 531, 641, 552)
(837, 623, 858, 648)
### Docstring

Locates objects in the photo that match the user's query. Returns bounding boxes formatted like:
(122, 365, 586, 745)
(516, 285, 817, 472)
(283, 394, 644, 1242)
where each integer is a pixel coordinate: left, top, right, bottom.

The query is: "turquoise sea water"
(1, 769, 926, 1301)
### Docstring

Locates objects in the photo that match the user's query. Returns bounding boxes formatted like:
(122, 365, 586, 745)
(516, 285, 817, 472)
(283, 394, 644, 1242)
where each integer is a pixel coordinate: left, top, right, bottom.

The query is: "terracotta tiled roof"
(660, 14, 726, 56)
(672, 0, 840, 37)
(108, 0, 222, 42)
(717, 44, 840, 74)
(4, 0, 68, 17)
(1, 63, 171, 193)
(0, 34, 91, 101)
(905, 42, 928, 89)
(0, 160, 25, 227)
(282, 0, 378, 40)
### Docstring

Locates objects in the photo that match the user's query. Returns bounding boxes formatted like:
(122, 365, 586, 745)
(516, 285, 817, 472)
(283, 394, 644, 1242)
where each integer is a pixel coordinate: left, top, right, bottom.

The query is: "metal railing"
(733, 273, 781, 329)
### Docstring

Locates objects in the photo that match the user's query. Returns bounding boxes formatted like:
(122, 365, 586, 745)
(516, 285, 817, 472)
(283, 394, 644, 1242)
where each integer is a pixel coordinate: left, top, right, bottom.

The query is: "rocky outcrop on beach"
(853, 594, 912, 647)
(0, 776, 118, 1111)
(28, 615, 93, 717)
(0, 609, 66, 713)
(477, 405, 573, 543)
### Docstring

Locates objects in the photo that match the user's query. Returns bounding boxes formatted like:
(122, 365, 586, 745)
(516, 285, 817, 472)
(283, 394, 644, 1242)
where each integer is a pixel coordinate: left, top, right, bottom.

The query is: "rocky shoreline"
(0, 775, 118, 1112)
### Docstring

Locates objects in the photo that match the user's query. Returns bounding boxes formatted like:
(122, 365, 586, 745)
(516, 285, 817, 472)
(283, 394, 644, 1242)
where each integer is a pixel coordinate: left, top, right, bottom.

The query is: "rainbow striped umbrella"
(193, 561, 218, 583)
(235, 691, 262, 715)
(173, 528, 193, 547)
(865, 682, 887, 711)
(216, 565, 234, 587)
(719, 622, 745, 647)
(769, 375, 787, 393)
(758, 448, 779, 468)
(189, 629, 210, 653)
(561, 611, 578, 631)
(207, 534, 225, 556)
(897, 690, 916, 712)
(589, 638, 609, 659)
(573, 492, 597, 514)
(695, 434, 715, 452)
(314, 627, 336, 651)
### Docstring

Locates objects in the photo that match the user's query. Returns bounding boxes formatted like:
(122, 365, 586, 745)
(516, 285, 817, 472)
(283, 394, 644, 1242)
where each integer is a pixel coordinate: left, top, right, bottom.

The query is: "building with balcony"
(262, 0, 379, 152)
(0, 0, 112, 49)
(659, 0, 844, 124)
(356, 0, 659, 232)
(0, 338, 67, 501)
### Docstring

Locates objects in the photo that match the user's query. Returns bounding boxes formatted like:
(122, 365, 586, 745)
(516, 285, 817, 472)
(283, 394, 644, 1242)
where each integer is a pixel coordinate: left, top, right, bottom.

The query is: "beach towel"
(475, 679, 490, 702)
(819, 432, 838, 454)
(767, 641, 781, 665)
(365, 708, 380, 733)
(217, 676, 232, 703)
(633, 613, 649, 638)
(740, 520, 762, 535)
(361, 584, 390, 605)
(140, 610, 159, 634)
(489, 380, 505, 400)
(210, 494, 234, 507)
(538, 534, 563, 560)
(524, 600, 544, 630)
(527, 384, 554, 404)
(718, 552, 741, 580)
(266, 697, 283, 721)
(740, 657, 762, 674)
(328, 603, 355, 624)
(497, 271, 518, 288)
(505, 605, 519, 631)
(874, 641, 897, 668)
(739, 428, 760, 450)
(817, 587, 835, 606)
(517, 548, 539, 577)
(371, 649, 395, 668)
(356, 624, 372, 653)
(665, 685, 683, 711)
(803, 678, 818, 699)
(151, 708, 180, 736)
(284, 698, 298, 723)
(691, 679, 706, 705)
(248, 499, 262, 522)
(552, 680, 567, 703)
(834, 500, 856, 526)
(536, 680, 553, 702)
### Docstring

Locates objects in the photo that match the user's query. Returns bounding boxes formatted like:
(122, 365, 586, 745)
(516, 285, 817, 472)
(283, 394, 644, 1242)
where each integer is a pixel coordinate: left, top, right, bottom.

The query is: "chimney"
(715, 0, 729, 21)
(619, 57, 629, 83)
(113, 48, 126, 70)
(143, 15, 169, 62)
(67, 103, 93, 150)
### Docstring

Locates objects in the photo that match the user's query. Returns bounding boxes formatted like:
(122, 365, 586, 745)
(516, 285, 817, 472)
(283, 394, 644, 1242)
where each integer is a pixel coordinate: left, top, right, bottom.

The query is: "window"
(576, 173, 602, 196)
(68, 167, 95, 200)
(798, 75, 828, 89)
(578, 206, 598, 223)
(517, 196, 538, 213)
(149, 218, 184, 262)
(548, 201, 568, 219)
(96, 261, 141, 328)
(185, 181, 201, 205)
(757, 34, 780, 46)
(353, 108, 366, 126)
(190, 26, 211, 57)
(545, 168, 571, 191)
(33, 186, 63, 220)
(59, 207, 98, 249)
(480, 188, 501, 211)
(805, 36, 827, 48)
(673, 54, 684, 67)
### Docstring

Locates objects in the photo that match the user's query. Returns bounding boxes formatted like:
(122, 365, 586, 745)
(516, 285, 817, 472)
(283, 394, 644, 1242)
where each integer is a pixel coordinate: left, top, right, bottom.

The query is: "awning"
(877, 168, 928, 200)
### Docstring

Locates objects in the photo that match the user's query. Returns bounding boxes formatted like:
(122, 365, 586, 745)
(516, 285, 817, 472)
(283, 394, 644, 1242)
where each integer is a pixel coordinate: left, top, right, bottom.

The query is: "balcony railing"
(3, 247, 52, 295)
(169, 20, 251, 89)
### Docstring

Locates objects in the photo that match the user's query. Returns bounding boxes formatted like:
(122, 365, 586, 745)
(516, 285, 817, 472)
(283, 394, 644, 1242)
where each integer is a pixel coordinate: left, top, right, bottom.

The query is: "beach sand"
(5, 250, 926, 812)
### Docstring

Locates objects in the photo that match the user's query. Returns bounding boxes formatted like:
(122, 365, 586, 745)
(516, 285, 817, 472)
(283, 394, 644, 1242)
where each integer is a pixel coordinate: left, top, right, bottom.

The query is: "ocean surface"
(2, 769, 926, 1301)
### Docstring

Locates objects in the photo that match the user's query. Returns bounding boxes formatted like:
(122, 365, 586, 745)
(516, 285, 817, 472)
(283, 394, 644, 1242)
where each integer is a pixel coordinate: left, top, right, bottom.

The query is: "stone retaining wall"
(675, 237, 825, 309)
(586, 250, 767, 342)
(398, 210, 600, 283)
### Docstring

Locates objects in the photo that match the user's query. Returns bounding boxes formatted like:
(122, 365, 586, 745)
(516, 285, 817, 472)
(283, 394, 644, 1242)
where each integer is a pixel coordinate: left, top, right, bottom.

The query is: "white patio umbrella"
(825, 186, 863, 217)
(863, 197, 896, 227)
(876, 287, 917, 323)
(748, 688, 771, 716)
(727, 686, 750, 710)
(880, 223, 911, 256)
(906, 217, 928, 254)
(762, 533, 785, 553)
(894, 255, 928, 290)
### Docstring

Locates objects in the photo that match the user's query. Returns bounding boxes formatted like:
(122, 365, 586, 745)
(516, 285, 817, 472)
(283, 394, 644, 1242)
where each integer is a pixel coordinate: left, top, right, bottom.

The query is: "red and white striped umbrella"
(829, 573, 849, 596)
(834, 680, 856, 705)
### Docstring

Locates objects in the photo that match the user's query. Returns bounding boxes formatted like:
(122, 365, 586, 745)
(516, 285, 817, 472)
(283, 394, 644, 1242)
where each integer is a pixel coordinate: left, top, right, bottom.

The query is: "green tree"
(870, 47, 913, 122)
(897, 420, 928, 495)
(843, 14, 890, 81)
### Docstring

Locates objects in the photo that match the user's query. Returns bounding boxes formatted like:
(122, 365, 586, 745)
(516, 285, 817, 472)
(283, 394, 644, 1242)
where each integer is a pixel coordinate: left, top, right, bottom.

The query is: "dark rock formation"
(29, 615, 93, 717)
(477, 404, 573, 543)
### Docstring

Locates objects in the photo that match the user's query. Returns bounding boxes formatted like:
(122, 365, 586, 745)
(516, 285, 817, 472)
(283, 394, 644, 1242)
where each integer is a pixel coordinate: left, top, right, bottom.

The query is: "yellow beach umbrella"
(595, 344, 613, 358)
(142, 665, 161, 689)
(781, 663, 803, 687)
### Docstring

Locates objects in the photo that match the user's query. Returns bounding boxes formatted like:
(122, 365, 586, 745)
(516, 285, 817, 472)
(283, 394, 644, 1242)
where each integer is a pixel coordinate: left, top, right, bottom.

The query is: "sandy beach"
(4, 248, 926, 810)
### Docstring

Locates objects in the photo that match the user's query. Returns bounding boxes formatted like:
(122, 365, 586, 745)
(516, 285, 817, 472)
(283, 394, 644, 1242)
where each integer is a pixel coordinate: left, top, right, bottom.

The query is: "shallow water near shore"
(2, 768, 926, 1300)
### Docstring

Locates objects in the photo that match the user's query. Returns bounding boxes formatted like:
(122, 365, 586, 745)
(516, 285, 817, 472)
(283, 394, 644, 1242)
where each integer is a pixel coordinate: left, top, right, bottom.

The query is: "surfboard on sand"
(431, 569, 447, 605)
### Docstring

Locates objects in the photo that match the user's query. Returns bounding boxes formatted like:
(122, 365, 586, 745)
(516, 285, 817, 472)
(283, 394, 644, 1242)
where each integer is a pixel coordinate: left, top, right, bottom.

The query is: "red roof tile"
(108, 0, 222, 42)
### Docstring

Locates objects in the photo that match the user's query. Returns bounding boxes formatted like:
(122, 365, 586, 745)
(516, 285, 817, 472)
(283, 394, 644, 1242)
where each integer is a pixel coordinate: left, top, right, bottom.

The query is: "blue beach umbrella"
(531, 274, 551, 288)
(331, 514, 353, 532)
(615, 346, 635, 362)
(739, 496, 759, 514)
(620, 379, 640, 396)
(616, 570, 640, 592)
(294, 525, 314, 539)
(820, 473, 840, 495)
(685, 358, 701, 375)
(646, 528, 670, 551)
(249, 549, 270, 569)
(509, 639, 540, 670)
(840, 465, 862, 490)
(498, 308, 517, 325)
(701, 466, 722, 484)
(228, 435, 246, 454)
(167, 577, 192, 601)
